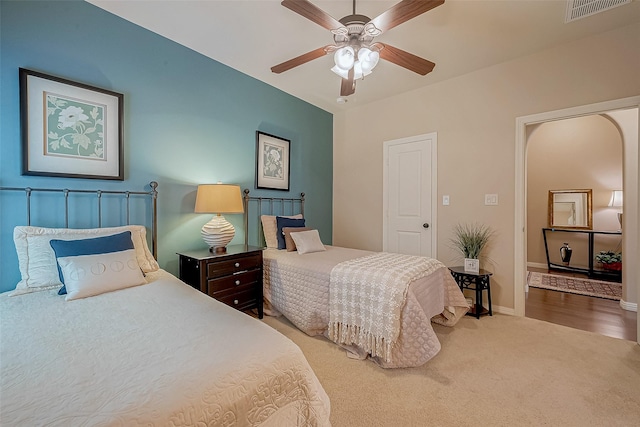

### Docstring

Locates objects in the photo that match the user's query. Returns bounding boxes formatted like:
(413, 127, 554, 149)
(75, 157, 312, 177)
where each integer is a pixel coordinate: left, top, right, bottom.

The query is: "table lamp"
(195, 183, 244, 253)
(608, 190, 623, 229)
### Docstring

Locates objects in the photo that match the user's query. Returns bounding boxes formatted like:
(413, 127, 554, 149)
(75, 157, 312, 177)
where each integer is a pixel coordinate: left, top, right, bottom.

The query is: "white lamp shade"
(358, 47, 379, 74)
(608, 190, 623, 207)
(331, 60, 369, 80)
(331, 65, 349, 79)
(195, 184, 243, 252)
(334, 46, 355, 71)
(353, 61, 364, 80)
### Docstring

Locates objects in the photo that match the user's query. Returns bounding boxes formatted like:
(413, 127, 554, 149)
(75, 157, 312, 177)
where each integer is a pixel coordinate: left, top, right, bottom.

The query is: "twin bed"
(244, 191, 469, 369)
(1, 183, 468, 425)
(0, 183, 330, 426)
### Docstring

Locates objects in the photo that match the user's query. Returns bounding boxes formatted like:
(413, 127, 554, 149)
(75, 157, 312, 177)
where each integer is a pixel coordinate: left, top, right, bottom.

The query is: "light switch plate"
(443, 195, 450, 206)
(485, 194, 498, 205)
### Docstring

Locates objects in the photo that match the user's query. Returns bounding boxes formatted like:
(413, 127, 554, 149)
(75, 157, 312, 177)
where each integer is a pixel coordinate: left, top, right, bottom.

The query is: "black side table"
(449, 266, 493, 319)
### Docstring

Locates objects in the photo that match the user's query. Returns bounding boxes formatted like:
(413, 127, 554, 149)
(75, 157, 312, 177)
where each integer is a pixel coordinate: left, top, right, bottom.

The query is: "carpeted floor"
(262, 314, 640, 426)
(527, 271, 622, 300)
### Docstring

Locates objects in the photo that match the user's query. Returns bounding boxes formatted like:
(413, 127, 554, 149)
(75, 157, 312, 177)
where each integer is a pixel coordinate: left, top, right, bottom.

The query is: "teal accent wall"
(0, 0, 333, 293)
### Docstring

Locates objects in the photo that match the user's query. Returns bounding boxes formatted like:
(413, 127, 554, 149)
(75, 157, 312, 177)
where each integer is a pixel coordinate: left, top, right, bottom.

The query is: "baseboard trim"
(620, 299, 638, 312)
(527, 262, 548, 270)
(492, 305, 516, 316)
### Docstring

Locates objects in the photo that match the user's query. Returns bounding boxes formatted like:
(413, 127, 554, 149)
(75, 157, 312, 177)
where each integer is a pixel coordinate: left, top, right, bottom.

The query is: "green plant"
(595, 250, 622, 264)
(451, 223, 493, 259)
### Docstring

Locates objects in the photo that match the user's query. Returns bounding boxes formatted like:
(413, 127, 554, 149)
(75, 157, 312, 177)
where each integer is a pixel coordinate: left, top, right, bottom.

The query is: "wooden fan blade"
(340, 67, 356, 96)
(281, 0, 344, 31)
(271, 46, 331, 74)
(368, 0, 444, 34)
(378, 43, 435, 75)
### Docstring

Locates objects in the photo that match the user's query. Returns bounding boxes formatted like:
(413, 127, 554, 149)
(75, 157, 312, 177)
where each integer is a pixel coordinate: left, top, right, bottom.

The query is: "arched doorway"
(514, 97, 640, 343)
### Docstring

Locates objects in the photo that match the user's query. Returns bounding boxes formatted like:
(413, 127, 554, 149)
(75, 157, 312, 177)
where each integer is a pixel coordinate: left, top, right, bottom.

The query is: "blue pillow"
(50, 231, 134, 295)
(275, 217, 306, 250)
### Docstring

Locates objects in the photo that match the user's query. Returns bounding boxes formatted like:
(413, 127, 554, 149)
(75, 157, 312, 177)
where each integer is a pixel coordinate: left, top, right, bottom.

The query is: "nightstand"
(448, 266, 493, 319)
(177, 245, 263, 318)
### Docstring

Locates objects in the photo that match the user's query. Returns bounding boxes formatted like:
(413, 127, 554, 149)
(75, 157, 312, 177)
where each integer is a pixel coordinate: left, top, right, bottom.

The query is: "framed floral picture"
(256, 131, 290, 191)
(19, 68, 124, 180)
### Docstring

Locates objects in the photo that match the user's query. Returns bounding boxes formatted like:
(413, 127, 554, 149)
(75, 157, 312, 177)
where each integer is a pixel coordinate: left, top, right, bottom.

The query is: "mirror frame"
(548, 189, 593, 230)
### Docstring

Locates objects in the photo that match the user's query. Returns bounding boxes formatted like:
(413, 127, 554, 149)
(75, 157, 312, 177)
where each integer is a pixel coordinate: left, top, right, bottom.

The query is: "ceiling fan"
(271, 0, 444, 98)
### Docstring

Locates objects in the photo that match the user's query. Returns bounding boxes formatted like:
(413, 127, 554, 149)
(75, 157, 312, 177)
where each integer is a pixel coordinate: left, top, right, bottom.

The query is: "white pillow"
(57, 249, 146, 300)
(290, 229, 326, 254)
(283, 226, 312, 252)
(12, 225, 158, 295)
(260, 214, 303, 248)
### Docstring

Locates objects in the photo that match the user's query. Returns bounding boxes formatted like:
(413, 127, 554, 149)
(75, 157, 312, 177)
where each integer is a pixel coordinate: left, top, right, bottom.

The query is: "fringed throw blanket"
(327, 252, 444, 363)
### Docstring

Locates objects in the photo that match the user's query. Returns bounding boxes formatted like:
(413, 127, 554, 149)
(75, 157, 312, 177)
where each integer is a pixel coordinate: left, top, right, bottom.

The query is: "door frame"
(382, 132, 438, 257)
(514, 97, 640, 340)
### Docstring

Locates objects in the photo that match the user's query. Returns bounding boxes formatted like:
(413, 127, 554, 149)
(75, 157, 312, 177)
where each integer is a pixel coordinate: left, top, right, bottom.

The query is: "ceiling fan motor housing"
(339, 14, 370, 26)
(335, 14, 375, 50)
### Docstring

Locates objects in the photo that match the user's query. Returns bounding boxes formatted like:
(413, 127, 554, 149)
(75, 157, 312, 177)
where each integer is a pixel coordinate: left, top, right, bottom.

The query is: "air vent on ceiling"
(565, 0, 631, 23)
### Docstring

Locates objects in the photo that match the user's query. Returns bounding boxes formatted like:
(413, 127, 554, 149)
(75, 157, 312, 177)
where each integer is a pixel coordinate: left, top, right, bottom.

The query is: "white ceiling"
(88, 0, 640, 114)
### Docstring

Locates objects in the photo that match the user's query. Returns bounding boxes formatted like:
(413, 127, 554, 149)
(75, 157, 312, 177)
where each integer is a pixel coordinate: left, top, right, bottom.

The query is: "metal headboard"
(0, 181, 159, 259)
(243, 189, 305, 247)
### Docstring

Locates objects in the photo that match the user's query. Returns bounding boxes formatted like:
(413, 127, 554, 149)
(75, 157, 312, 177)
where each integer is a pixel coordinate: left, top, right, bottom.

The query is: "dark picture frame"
(256, 131, 290, 191)
(19, 68, 124, 180)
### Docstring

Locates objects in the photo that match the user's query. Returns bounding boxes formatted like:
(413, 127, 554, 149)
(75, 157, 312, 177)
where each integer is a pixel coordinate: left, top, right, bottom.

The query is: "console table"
(542, 228, 621, 282)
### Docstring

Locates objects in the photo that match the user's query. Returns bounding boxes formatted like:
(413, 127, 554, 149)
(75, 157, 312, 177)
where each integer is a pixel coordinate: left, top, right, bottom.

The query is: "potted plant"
(595, 250, 622, 271)
(451, 223, 493, 273)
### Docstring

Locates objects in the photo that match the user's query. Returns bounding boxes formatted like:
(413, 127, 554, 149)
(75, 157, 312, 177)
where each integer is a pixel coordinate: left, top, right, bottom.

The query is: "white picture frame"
(464, 258, 480, 274)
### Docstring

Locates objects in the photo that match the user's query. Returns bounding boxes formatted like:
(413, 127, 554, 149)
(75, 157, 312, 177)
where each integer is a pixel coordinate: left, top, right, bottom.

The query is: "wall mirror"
(548, 189, 593, 229)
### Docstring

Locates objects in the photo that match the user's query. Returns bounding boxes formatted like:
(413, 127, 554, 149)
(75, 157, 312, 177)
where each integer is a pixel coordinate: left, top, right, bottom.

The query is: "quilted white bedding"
(0, 270, 331, 426)
(263, 247, 469, 368)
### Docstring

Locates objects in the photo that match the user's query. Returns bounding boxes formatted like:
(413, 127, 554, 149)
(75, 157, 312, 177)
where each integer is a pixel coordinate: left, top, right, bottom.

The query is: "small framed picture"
(256, 131, 290, 191)
(464, 258, 480, 274)
(20, 68, 124, 180)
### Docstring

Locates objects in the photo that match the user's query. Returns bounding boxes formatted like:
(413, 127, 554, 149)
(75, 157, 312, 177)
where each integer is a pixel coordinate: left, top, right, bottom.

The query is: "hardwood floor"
(525, 268, 637, 341)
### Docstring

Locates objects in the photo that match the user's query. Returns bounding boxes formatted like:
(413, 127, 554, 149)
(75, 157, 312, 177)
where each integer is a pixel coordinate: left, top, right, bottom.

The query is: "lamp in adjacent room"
(195, 183, 244, 253)
(608, 190, 623, 229)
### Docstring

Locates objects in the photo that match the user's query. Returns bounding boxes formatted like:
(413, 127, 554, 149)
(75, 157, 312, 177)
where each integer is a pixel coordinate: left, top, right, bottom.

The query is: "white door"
(383, 133, 437, 257)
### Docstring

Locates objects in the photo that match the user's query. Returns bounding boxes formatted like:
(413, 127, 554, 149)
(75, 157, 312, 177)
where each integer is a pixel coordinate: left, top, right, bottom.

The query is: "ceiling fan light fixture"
(275, 0, 443, 97)
(358, 47, 379, 74)
(333, 46, 355, 70)
(331, 64, 349, 79)
(353, 61, 364, 80)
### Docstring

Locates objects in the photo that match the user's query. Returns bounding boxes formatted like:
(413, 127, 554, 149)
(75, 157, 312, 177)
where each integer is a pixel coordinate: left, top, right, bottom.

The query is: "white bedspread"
(0, 270, 330, 426)
(328, 253, 445, 363)
(263, 247, 469, 368)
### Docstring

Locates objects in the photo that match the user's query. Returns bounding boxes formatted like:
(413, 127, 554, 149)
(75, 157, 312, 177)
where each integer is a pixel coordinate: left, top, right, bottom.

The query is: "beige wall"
(333, 23, 640, 312)
(527, 115, 623, 268)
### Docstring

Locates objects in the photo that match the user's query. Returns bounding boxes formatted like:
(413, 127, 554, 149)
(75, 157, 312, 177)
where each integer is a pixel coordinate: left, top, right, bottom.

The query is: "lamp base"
(201, 215, 235, 252)
(618, 212, 623, 230)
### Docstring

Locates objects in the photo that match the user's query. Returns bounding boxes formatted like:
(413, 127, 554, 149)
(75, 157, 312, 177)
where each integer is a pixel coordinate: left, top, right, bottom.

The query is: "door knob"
(423, 223, 430, 229)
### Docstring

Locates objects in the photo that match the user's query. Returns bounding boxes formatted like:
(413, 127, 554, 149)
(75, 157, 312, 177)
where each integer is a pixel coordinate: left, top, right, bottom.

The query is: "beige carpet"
(262, 314, 640, 426)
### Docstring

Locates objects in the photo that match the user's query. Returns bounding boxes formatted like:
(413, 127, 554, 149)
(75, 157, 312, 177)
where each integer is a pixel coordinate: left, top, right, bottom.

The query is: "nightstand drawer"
(207, 270, 260, 294)
(216, 287, 258, 311)
(207, 254, 262, 278)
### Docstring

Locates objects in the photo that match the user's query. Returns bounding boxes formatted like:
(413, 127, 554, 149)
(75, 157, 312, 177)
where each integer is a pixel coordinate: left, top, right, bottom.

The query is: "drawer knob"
(235, 262, 240, 268)
(235, 280, 241, 286)
(233, 299, 239, 305)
